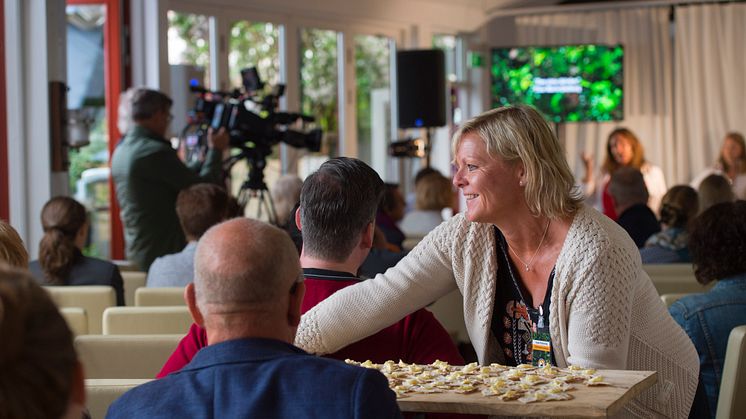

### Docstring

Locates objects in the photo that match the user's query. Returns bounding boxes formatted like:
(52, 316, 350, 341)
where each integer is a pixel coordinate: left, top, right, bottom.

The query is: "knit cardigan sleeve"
(295, 216, 464, 355)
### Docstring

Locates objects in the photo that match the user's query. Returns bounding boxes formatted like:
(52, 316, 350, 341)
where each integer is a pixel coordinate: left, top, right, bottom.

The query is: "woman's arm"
(295, 217, 463, 355)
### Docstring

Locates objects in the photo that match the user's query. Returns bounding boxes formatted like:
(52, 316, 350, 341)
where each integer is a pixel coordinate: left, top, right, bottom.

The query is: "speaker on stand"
(395, 49, 446, 168)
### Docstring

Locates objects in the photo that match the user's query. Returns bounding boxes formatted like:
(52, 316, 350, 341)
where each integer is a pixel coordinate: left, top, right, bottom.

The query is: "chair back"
(75, 334, 182, 379)
(102, 306, 192, 335)
(121, 271, 147, 306)
(716, 325, 746, 419)
(135, 287, 185, 306)
(642, 264, 712, 295)
(59, 307, 88, 336)
(86, 378, 152, 419)
(660, 293, 691, 308)
(44, 285, 116, 334)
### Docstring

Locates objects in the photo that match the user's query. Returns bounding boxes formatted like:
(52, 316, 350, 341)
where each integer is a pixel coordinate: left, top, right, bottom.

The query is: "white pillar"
(130, 0, 169, 91)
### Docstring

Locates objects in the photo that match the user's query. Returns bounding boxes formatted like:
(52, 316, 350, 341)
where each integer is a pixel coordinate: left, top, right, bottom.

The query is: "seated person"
(272, 174, 303, 229)
(147, 183, 237, 287)
(0, 219, 28, 267)
(608, 167, 660, 247)
(159, 157, 462, 377)
(376, 183, 406, 250)
(0, 265, 86, 419)
(107, 218, 401, 418)
(669, 201, 746, 418)
(400, 171, 453, 238)
(640, 185, 698, 264)
(698, 173, 735, 214)
(28, 197, 124, 305)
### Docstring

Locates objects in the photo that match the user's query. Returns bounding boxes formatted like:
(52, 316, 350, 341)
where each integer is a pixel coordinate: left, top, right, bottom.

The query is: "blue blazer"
(106, 338, 403, 419)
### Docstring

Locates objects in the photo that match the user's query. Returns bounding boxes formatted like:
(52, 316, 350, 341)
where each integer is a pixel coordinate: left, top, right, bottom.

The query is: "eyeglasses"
(289, 273, 304, 294)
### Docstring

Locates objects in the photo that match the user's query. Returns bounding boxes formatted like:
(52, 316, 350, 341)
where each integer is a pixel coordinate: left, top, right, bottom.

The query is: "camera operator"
(111, 88, 229, 271)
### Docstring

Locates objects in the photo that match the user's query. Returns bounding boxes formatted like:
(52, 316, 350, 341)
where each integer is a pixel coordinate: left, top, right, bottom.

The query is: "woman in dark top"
(29, 196, 124, 305)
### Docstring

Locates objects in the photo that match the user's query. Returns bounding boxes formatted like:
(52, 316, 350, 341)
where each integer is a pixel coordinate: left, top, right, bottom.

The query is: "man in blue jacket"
(106, 217, 402, 419)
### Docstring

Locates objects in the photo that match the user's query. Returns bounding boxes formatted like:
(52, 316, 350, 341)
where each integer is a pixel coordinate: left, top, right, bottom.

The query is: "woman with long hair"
(691, 132, 746, 199)
(582, 128, 667, 220)
(29, 197, 124, 305)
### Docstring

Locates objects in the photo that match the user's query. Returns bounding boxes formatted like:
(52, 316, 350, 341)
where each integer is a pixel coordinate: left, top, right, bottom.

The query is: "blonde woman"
(297, 105, 698, 418)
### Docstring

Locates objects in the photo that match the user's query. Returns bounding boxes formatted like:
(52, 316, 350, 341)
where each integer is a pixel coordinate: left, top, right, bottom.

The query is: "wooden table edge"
(605, 371, 658, 417)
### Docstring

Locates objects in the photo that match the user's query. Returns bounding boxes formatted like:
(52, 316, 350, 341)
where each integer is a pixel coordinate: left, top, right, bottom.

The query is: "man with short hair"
(111, 88, 229, 271)
(157, 158, 462, 377)
(147, 183, 236, 287)
(609, 167, 661, 247)
(107, 218, 402, 418)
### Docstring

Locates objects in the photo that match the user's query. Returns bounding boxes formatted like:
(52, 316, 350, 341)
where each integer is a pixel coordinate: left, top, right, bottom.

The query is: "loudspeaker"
(396, 49, 446, 129)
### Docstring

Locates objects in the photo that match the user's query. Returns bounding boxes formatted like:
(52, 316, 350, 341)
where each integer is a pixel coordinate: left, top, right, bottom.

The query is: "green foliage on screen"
(490, 45, 624, 123)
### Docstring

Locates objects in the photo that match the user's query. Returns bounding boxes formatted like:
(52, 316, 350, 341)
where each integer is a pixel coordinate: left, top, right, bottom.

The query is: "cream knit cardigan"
(296, 205, 698, 418)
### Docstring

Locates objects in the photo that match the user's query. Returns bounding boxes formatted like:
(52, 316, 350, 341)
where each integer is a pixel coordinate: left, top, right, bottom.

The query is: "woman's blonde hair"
(718, 132, 746, 175)
(451, 105, 583, 219)
(0, 266, 78, 419)
(415, 173, 452, 211)
(0, 220, 28, 268)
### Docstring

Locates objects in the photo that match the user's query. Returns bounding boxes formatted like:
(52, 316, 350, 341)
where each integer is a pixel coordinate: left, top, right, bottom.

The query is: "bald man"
(107, 218, 402, 418)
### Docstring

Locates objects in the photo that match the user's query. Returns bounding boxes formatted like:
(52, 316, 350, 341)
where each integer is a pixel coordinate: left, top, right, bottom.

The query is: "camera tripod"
(226, 148, 279, 226)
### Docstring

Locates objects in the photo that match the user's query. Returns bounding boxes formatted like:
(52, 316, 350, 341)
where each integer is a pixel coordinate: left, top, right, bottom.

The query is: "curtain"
(673, 4, 746, 184)
(512, 8, 676, 184)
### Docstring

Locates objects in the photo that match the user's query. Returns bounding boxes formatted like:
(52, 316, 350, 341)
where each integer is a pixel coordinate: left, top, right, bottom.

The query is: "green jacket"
(111, 126, 222, 271)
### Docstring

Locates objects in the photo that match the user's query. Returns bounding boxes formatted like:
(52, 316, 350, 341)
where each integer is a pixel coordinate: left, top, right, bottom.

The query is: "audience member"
(0, 220, 28, 268)
(670, 201, 746, 418)
(147, 184, 237, 287)
(272, 174, 303, 229)
(697, 173, 735, 214)
(0, 266, 85, 419)
(376, 183, 406, 250)
(641, 185, 698, 263)
(157, 157, 462, 378)
(111, 88, 229, 271)
(582, 127, 667, 219)
(691, 132, 746, 199)
(404, 166, 441, 211)
(28, 197, 124, 305)
(358, 226, 406, 278)
(608, 167, 661, 247)
(400, 172, 453, 238)
(108, 218, 402, 418)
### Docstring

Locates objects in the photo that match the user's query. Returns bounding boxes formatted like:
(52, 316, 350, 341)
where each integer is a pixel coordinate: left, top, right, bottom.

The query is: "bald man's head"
(193, 218, 302, 315)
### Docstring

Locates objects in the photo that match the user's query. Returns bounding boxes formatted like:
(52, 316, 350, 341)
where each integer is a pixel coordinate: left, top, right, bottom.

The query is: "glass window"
(168, 11, 211, 88)
(66, 4, 110, 259)
(299, 28, 339, 177)
(354, 35, 392, 171)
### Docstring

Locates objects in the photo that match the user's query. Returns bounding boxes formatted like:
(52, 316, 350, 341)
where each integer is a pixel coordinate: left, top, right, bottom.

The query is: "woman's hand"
(580, 152, 594, 183)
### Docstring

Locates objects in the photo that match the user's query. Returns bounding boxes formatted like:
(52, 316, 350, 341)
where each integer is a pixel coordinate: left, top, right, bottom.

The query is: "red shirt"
(157, 269, 464, 378)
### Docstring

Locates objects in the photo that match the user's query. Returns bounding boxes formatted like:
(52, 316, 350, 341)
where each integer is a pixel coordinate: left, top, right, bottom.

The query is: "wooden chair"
(59, 307, 88, 336)
(102, 306, 192, 335)
(75, 334, 182, 379)
(44, 285, 116, 334)
(716, 325, 746, 419)
(134, 287, 185, 306)
(86, 379, 151, 419)
(121, 271, 147, 306)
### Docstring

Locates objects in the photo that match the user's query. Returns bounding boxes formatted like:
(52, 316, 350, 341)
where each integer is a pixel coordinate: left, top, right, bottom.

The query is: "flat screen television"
(490, 44, 624, 123)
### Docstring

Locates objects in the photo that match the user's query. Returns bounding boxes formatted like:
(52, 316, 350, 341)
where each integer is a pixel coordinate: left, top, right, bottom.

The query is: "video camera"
(183, 67, 321, 164)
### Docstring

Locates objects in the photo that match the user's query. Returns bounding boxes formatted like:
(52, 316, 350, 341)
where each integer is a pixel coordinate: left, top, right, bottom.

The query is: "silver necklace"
(506, 220, 551, 272)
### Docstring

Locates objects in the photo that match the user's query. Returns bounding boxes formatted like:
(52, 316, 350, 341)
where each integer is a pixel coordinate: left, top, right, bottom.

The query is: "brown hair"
(718, 132, 746, 175)
(0, 220, 28, 268)
(0, 266, 77, 419)
(698, 174, 735, 213)
(176, 184, 232, 240)
(415, 173, 453, 211)
(689, 201, 746, 285)
(601, 128, 646, 174)
(659, 185, 698, 229)
(38, 197, 87, 285)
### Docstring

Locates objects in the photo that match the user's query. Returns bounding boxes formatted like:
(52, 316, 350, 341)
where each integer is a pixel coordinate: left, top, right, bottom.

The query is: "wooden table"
(397, 369, 657, 418)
